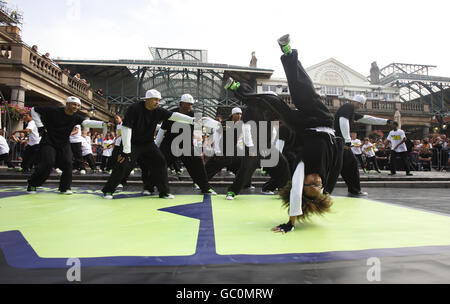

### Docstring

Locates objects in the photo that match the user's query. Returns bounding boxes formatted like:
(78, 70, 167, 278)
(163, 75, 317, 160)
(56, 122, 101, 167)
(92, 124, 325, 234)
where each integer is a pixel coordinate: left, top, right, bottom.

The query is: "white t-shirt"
(115, 123, 122, 146)
(69, 125, 83, 144)
(102, 139, 114, 157)
(26, 120, 41, 146)
(81, 136, 93, 156)
(0, 135, 10, 155)
(387, 129, 407, 152)
(362, 143, 376, 158)
(350, 139, 362, 155)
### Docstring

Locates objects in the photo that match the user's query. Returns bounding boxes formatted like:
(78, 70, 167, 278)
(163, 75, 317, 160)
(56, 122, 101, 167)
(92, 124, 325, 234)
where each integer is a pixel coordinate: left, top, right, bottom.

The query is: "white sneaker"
(193, 184, 200, 190)
(226, 195, 235, 200)
(116, 184, 123, 192)
(130, 170, 135, 175)
(80, 170, 86, 175)
(55, 168, 62, 175)
(103, 193, 113, 199)
(60, 190, 73, 195)
(160, 193, 175, 199)
(262, 190, 275, 195)
(142, 190, 153, 196)
(247, 185, 256, 190)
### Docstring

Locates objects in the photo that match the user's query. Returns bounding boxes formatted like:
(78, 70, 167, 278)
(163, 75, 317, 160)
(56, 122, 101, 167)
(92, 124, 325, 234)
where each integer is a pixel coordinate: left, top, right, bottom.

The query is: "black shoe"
(406, 173, 413, 176)
(348, 191, 368, 197)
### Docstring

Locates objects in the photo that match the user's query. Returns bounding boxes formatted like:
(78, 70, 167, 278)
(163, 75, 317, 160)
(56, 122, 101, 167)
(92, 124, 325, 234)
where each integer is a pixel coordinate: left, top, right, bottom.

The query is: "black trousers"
(262, 152, 291, 192)
(83, 154, 96, 170)
(102, 142, 169, 195)
(354, 153, 365, 169)
(160, 142, 212, 192)
(0, 153, 15, 168)
(101, 155, 113, 171)
(366, 156, 380, 171)
(390, 151, 410, 174)
(21, 144, 40, 171)
(340, 147, 362, 194)
(205, 156, 242, 181)
(28, 143, 73, 191)
(227, 156, 259, 195)
(110, 145, 121, 171)
(70, 142, 83, 171)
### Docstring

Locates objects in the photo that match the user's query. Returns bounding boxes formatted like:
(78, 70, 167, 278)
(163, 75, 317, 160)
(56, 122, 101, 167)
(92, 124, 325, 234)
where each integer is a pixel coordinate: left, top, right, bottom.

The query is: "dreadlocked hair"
(279, 181, 333, 222)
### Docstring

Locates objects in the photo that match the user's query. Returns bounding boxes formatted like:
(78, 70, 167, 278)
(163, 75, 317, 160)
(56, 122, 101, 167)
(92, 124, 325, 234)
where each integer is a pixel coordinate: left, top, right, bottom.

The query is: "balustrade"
(0, 42, 108, 112)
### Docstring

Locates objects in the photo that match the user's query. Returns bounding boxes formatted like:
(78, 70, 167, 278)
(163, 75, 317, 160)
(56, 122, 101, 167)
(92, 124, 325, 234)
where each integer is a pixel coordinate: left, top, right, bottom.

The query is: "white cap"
(144, 89, 162, 100)
(66, 96, 81, 105)
(180, 94, 195, 104)
(231, 107, 242, 115)
(350, 94, 366, 105)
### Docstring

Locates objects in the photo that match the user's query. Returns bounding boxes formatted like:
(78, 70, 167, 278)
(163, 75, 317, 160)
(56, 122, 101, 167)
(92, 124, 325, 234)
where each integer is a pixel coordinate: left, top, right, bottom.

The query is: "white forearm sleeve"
(356, 115, 389, 125)
(339, 117, 351, 143)
(243, 124, 254, 147)
(82, 120, 105, 129)
(121, 126, 132, 154)
(154, 128, 165, 147)
(290, 161, 305, 217)
(275, 139, 285, 152)
(31, 107, 43, 128)
(213, 129, 222, 155)
(169, 112, 194, 125)
(201, 117, 221, 130)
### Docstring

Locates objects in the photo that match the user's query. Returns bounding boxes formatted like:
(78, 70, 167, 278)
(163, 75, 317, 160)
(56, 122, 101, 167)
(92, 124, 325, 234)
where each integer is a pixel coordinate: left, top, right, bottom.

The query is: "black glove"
(276, 221, 294, 233)
(344, 142, 351, 150)
(117, 151, 131, 164)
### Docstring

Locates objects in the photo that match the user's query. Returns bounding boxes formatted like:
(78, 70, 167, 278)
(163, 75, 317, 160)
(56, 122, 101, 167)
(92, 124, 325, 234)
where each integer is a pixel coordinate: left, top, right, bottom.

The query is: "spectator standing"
(0, 130, 15, 169)
(350, 132, 366, 173)
(361, 138, 381, 173)
(386, 121, 413, 176)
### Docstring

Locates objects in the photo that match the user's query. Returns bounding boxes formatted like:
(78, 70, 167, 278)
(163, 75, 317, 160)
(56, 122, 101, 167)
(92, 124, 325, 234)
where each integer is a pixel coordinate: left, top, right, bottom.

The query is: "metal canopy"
(56, 49, 273, 118)
(378, 63, 450, 116)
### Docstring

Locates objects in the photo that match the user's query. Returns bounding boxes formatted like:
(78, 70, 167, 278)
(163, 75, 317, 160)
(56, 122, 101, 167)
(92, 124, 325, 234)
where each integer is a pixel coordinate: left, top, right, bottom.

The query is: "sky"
(5, 0, 450, 78)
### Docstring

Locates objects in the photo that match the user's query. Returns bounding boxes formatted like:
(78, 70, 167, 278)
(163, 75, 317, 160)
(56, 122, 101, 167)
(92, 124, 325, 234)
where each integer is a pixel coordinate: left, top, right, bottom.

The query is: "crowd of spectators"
(31, 44, 92, 88)
(351, 132, 449, 172)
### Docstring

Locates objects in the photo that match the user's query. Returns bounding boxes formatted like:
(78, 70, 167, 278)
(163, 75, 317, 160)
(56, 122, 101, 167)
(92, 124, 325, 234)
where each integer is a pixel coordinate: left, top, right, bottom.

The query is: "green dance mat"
(0, 187, 449, 268)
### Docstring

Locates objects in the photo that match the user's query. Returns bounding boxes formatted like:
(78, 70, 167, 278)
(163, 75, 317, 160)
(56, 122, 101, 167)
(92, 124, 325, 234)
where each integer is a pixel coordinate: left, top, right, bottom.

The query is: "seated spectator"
(31, 45, 38, 53)
(418, 139, 433, 170)
(74, 73, 81, 80)
(375, 143, 389, 170)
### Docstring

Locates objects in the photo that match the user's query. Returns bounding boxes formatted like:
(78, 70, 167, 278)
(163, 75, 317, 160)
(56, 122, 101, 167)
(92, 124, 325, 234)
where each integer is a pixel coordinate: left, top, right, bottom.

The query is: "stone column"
(422, 126, 429, 138)
(10, 87, 25, 107)
(365, 124, 372, 137)
(9, 87, 26, 134)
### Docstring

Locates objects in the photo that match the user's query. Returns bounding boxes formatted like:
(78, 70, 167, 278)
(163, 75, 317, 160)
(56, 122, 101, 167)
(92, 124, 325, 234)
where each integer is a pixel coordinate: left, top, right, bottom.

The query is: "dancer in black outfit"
(334, 95, 391, 197)
(223, 88, 290, 200)
(156, 94, 217, 195)
(226, 34, 343, 234)
(204, 107, 245, 183)
(28, 96, 110, 194)
(102, 89, 217, 199)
